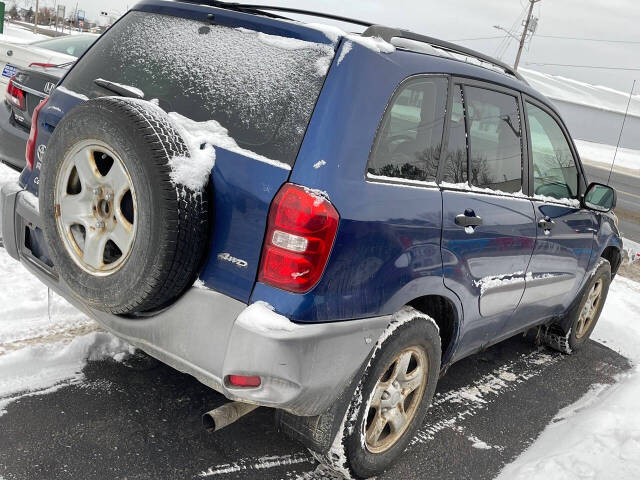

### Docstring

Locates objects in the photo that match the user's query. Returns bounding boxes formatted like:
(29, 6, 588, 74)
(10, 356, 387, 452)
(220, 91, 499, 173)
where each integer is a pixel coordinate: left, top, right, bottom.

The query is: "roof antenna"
(608, 79, 636, 185)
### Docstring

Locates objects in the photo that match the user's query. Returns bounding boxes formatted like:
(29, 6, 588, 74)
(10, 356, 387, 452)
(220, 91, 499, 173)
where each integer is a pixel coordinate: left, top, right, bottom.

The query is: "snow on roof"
(520, 68, 640, 119)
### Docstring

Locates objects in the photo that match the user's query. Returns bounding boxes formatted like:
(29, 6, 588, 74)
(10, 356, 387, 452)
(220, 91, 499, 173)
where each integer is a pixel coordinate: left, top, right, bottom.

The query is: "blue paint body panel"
(17, 0, 622, 370)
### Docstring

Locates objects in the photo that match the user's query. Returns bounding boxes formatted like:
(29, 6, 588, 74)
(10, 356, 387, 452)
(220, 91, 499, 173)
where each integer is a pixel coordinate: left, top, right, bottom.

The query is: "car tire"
(541, 259, 611, 354)
(39, 97, 210, 315)
(327, 307, 441, 479)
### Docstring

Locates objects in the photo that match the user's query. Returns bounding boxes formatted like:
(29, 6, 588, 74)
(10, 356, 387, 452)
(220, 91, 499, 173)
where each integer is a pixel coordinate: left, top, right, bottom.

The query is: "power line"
(450, 34, 640, 44)
(525, 62, 640, 71)
(449, 35, 505, 41)
(533, 34, 640, 44)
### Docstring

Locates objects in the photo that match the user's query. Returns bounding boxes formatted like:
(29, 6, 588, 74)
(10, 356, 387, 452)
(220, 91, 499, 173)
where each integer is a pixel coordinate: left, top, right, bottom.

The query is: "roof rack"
(362, 26, 527, 83)
(176, 0, 374, 27)
(175, 2, 526, 83)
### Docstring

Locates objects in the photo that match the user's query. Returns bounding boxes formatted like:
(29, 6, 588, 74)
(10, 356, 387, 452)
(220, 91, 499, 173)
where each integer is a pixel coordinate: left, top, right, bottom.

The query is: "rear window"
(61, 11, 335, 166)
(31, 35, 96, 57)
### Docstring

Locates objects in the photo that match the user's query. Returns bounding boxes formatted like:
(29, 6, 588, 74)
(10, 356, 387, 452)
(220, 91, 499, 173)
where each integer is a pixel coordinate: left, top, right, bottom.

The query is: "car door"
(506, 98, 597, 330)
(439, 80, 536, 359)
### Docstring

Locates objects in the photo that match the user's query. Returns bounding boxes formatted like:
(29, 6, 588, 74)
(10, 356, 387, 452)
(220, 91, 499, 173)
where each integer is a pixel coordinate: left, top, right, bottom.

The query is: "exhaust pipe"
(202, 402, 259, 432)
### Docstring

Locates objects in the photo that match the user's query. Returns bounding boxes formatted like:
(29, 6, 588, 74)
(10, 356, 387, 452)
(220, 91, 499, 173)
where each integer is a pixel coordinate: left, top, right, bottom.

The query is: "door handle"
(455, 210, 483, 228)
(538, 217, 555, 233)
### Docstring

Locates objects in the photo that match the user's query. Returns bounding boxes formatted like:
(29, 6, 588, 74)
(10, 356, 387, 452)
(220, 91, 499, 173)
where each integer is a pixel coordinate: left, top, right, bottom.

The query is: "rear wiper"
(93, 78, 144, 99)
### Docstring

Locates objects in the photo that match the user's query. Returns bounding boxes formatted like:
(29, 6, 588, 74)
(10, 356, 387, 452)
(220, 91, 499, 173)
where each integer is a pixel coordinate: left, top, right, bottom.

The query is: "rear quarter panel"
(251, 44, 458, 322)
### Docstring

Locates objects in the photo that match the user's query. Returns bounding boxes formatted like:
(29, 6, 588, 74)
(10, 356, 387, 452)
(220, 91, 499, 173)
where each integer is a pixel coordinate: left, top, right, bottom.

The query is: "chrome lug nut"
(96, 221, 105, 229)
(382, 391, 390, 400)
(104, 192, 114, 201)
(93, 187, 102, 196)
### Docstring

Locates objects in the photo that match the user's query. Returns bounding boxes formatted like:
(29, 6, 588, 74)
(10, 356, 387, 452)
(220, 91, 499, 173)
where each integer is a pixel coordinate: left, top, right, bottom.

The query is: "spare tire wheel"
(39, 97, 210, 315)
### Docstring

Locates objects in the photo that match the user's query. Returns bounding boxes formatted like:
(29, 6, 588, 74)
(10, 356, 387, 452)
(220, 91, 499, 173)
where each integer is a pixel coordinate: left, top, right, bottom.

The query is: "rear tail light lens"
(5, 77, 25, 110)
(26, 97, 48, 170)
(258, 183, 339, 293)
(227, 375, 261, 388)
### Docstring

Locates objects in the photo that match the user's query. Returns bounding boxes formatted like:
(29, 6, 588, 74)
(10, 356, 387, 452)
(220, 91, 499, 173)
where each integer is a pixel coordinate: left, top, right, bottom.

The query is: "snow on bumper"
(0, 182, 391, 416)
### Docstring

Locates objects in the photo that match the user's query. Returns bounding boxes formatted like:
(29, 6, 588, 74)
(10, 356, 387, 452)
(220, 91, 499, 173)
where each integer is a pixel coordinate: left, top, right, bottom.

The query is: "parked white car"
(0, 34, 97, 88)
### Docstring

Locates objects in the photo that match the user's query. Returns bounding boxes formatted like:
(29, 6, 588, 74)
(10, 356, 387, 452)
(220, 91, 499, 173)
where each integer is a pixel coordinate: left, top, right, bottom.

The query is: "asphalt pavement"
(583, 162, 640, 243)
(0, 335, 629, 480)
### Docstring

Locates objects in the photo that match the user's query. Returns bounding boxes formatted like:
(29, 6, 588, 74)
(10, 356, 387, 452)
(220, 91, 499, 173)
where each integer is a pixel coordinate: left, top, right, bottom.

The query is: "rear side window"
(368, 76, 448, 182)
(526, 103, 578, 199)
(61, 11, 335, 166)
(465, 87, 523, 193)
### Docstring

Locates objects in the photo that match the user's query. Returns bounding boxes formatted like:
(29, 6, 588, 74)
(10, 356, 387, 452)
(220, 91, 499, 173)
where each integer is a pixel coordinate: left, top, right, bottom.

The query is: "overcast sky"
(50, 0, 639, 92)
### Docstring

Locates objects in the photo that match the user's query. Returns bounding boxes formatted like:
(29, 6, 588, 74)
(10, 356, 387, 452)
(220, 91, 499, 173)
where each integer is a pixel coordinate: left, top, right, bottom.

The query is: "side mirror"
(583, 182, 616, 213)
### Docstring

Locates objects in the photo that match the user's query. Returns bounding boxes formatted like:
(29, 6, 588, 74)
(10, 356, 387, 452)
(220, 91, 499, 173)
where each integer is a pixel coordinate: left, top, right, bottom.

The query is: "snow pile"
(521, 69, 640, 119)
(0, 23, 47, 43)
(305, 22, 395, 55)
(167, 111, 290, 182)
(0, 243, 93, 355)
(575, 139, 640, 172)
(235, 301, 300, 334)
(623, 238, 640, 264)
(165, 113, 217, 191)
(495, 275, 640, 480)
(0, 331, 133, 416)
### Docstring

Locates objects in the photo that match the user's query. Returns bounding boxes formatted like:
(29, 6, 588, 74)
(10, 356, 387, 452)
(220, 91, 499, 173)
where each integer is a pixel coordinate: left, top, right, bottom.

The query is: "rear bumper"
(0, 182, 390, 416)
(0, 102, 29, 171)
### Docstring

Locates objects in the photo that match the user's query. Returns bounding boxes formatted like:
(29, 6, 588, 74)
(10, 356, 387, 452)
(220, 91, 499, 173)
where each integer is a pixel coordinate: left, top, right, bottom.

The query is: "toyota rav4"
(0, 1, 622, 478)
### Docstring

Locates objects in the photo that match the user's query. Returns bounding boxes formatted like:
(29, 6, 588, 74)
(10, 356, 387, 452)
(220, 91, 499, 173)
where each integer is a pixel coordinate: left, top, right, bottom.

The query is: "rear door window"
(465, 86, 523, 193)
(368, 76, 448, 182)
(61, 11, 335, 166)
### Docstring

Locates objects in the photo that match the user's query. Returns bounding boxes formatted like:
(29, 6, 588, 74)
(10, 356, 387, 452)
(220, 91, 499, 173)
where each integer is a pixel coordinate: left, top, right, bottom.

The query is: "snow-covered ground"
(575, 139, 640, 173)
(0, 166, 132, 416)
(0, 22, 47, 43)
(496, 274, 640, 479)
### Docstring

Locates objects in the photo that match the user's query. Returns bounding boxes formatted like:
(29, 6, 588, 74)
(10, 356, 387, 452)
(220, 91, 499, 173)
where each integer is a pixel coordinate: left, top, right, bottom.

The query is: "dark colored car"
(1, 64, 69, 170)
(0, 1, 622, 478)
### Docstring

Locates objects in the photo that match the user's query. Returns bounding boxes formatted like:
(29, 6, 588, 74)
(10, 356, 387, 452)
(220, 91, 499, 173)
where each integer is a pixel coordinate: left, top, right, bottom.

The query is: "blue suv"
(0, 1, 622, 477)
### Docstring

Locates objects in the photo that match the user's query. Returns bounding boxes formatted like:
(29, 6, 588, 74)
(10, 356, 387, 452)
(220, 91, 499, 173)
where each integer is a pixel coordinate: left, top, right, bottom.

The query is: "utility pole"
(514, 0, 541, 71)
(33, 0, 39, 34)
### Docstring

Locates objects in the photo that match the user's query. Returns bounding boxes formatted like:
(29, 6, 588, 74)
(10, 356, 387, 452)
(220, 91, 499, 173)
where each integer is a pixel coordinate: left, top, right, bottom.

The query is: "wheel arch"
(408, 294, 461, 368)
(601, 244, 622, 277)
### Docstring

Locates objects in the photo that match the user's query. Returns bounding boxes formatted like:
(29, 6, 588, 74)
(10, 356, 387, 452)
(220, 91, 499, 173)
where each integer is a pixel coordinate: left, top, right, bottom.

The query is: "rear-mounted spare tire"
(39, 97, 210, 315)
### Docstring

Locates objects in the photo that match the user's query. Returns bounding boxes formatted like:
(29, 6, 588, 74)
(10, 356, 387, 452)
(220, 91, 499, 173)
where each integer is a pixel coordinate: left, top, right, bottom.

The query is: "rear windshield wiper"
(93, 78, 144, 99)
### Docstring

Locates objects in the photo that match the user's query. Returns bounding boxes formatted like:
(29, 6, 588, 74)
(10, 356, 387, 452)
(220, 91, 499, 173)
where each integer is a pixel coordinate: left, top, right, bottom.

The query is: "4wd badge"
(217, 252, 248, 268)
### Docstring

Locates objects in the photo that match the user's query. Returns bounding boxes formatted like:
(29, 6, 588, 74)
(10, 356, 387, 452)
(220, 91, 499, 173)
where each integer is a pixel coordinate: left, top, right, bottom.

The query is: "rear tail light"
(26, 97, 48, 170)
(227, 375, 261, 388)
(5, 77, 25, 110)
(258, 183, 339, 293)
(29, 62, 56, 68)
